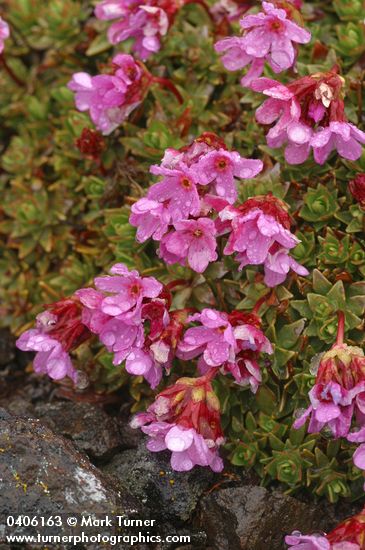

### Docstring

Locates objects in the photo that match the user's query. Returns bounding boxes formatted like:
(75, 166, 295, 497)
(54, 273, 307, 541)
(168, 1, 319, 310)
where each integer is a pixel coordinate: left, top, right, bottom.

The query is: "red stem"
(204, 367, 220, 382)
(152, 76, 184, 105)
(0, 54, 25, 87)
(336, 310, 345, 346)
(252, 292, 271, 316)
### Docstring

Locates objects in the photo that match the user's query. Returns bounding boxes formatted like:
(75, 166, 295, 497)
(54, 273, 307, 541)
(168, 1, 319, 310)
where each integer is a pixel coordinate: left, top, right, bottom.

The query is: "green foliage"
(1, 0, 365, 505)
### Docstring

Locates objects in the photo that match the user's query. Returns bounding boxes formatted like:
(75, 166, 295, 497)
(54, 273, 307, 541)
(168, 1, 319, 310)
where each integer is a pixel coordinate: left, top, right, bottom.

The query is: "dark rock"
(0, 414, 142, 545)
(116, 415, 144, 450)
(199, 485, 328, 550)
(102, 441, 216, 524)
(34, 401, 123, 462)
(0, 396, 35, 418)
(0, 329, 15, 367)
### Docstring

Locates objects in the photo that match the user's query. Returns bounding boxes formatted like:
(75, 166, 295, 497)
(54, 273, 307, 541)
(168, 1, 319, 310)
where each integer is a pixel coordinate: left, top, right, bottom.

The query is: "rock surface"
(102, 441, 215, 524)
(0, 411, 141, 543)
(35, 401, 123, 461)
(199, 485, 328, 550)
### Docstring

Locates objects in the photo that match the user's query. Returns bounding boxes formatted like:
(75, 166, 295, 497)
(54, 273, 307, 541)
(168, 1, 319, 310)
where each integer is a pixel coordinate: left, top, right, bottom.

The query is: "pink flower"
(294, 344, 365, 438)
(221, 195, 308, 286)
(263, 245, 309, 287)
(252, 71, 365, 165)
(178, 308, 272, 391)
(285, 533, 331, 550)
(0, 17, 10, 53)
(159, 218, 217, 273)
(192, 148, 263, 204)
(215, 1, 311, 85)
(16, 299, 92, 383)
(95, 0, 177, 60)
(311, 122, 365, 165)
(94, 262, 163, 320)
(148, 163, 201, 222)
(130, 371, 224, 472)
(76, 275, 171, 388)
(68, 54, 144, 135)
(129, 198, 171, 243)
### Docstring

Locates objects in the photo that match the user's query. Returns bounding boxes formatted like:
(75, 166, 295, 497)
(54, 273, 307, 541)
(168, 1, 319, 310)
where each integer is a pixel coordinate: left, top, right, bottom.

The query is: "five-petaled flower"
(215, 1, 311, 85)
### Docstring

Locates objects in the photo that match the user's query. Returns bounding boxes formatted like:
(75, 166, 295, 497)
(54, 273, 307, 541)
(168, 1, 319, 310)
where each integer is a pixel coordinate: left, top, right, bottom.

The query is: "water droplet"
(76, 370, 89, 390)
(309, 352, 323, 375)
(206, 310, 218, 320)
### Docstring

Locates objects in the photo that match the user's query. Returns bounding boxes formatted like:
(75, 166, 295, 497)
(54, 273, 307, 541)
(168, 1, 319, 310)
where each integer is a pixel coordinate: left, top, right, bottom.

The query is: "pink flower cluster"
(177, 308, 273, 392)
(130, 133, 263, 274)
(0, 16, 9, 53)
(68, 53, 145, 135)
(220, 195, 308, 286)
(130, 136, 308, 285)
(131, 370, 225, 472)
(76, 263, 175, 388)
(95, 0, 181, 60)
(215, 1, 310, 86)
(252, 71, 365, 165)
(16, 299, 92, 383)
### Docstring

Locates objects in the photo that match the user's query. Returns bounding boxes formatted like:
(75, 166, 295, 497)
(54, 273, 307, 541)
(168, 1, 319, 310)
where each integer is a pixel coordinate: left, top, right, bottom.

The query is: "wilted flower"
(76, 128, 106, 160)
(215, 1, 311, 85)
(210, 0, 253, 23)
(94, 0, 180, 60)
(68, 53, 145, 135)
(16, 298, 92, 383)
(0, 16, 10, 53)
(177, 308, 272, 391)
(294, 337, 365, 438)
(252, 70, 365, 164)
(349, 174, 365, 207)
(221, 195, 308, 286)
(131, 369, 224, 471)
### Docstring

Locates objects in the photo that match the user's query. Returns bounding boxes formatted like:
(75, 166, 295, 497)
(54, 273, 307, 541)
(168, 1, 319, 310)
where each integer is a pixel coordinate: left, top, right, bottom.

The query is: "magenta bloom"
(178, 309, 272, 391)
(311, 122, 365, 165)
(263, 246, 309, 287)
(221, 195, 308, 286)
(294, 344, 365, 439)
(129, 198, 171, 243)
(94, 263, 162, 320)
(252, 72, 365, 165)
(285, 533, 331, 550)
(159, 218, 217, 273)
(76, 274, 170, 389)
(192, 149, 263, 204)
(95, 0, 173, 60)
(148, 163, 200, 222)
(16, 319, 77, 383)
(131, 372, 224, 472)
(0, 17, 10, 53)
(16, 299, 92, 383)
(215, 1, 311, 85)
(68, 54, 144, 135)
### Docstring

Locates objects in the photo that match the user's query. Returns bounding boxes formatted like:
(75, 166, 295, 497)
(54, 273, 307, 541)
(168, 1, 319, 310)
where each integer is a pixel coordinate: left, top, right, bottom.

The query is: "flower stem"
(0, 54, 25, 87)
(204, 366, 220, 382)
(152, 76, 184, 105)
(336, 310, 345, 346)
(252, 292, 272, 316)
